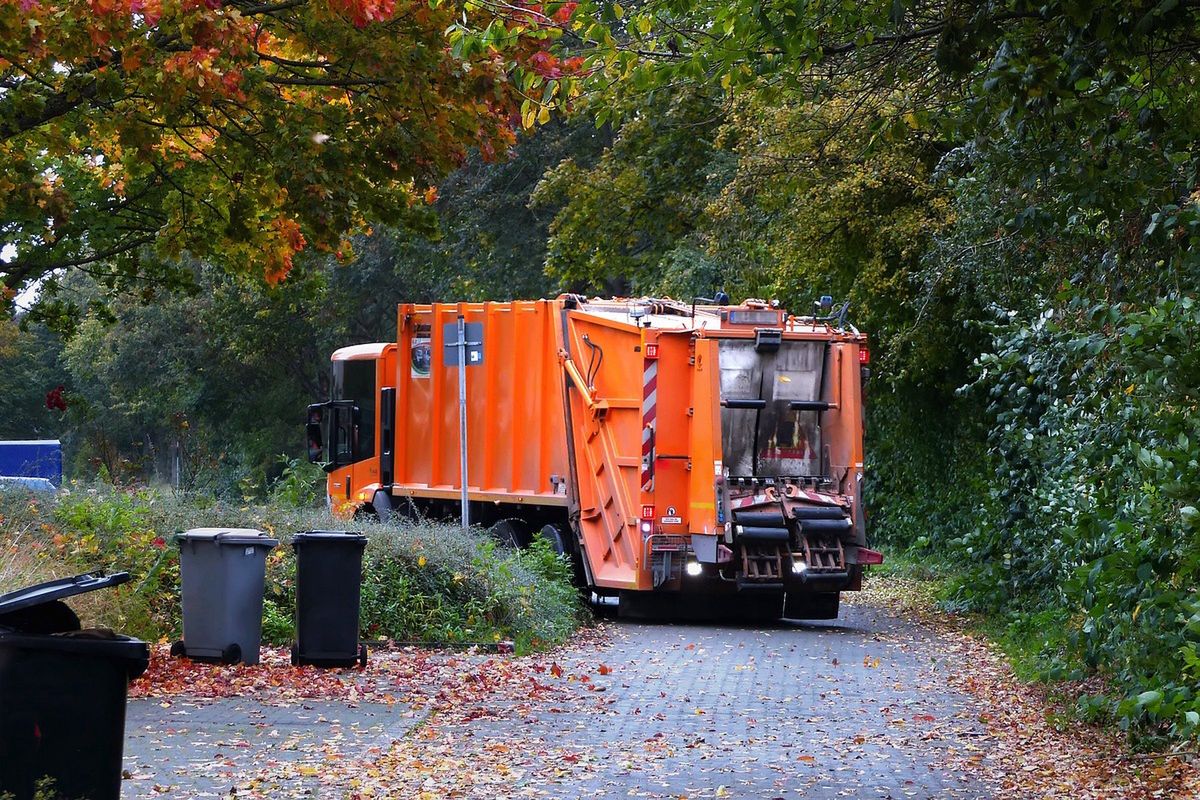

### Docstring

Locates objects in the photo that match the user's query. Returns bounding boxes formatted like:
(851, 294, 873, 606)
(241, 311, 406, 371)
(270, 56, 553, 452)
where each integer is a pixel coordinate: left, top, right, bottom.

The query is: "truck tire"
(783, 591, 840, 620)
(371, 490, 394, 523)
(488, 518, 531, 549)
(534, 523, 567, 556)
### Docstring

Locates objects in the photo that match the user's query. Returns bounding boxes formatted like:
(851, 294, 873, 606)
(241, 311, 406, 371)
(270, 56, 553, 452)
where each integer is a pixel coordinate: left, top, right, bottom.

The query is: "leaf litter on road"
(125, 585, 1200, 799)
(848, 575, 1200, 799)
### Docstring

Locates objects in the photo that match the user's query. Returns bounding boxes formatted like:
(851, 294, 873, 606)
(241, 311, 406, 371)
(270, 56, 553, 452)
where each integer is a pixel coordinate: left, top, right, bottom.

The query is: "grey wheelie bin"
(0, 572, 150, 800)
(290, 530, 369, 668)
(173, 528, 278, 665)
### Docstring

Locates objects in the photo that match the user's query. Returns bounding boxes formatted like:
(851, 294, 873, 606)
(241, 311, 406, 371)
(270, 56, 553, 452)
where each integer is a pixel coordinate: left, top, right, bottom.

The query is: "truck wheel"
(372, 490, 394, 523)
(783, 591, 840, 620)
(488, 518, 531, 549)
(534, 523, 568, 556)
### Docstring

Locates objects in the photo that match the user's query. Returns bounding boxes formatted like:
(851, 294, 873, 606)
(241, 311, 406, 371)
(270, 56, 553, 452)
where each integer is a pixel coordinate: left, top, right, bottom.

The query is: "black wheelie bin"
(0, 571, 150, 800)
(290, 530, 368, 668)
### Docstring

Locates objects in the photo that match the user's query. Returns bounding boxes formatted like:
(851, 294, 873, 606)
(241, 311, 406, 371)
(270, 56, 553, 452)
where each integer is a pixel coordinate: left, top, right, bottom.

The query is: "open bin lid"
(291, 529, 368, 546)
(177, 527, 279, 548)
(0, 572, 131, 618)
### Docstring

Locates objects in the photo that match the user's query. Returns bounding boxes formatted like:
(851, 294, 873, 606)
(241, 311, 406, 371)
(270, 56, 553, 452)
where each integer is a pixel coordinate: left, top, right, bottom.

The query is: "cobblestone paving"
(122, 698, 417, 798)
(121, 602, 992, 798)
(466, 603, 990, 799)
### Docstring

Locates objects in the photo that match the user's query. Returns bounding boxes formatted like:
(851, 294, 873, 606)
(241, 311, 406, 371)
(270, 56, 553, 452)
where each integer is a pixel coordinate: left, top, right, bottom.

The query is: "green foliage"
(533, 91, 726, 292)
(51, 256, 350, 490)
(0, 486, 583, 653)
(261, 598, 296, 647)
(360, 527, 583, 653)
(49, 488, 179, 640)
(957, 294, 1200, 738)
(979, 608, 1078, 685)
(0, 318, 67, 440)
(269, 456, 325, 509)
(0, 776, 73, 800)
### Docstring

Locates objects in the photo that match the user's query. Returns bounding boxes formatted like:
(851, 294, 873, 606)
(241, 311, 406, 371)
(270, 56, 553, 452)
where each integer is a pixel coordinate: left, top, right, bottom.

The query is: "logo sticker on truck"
(411, 324, 432, 378)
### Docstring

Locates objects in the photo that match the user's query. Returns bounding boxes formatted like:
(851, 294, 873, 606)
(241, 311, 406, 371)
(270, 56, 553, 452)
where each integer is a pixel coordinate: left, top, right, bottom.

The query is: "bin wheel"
(169, 640, 187, 658)
(357, 643, 368, 669)
(221, 643, 242, 665)
(290, 644, 300, 666)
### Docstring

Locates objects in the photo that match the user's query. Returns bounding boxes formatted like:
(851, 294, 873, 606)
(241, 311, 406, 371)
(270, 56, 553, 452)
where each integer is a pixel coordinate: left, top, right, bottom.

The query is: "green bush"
(261, 597, 295, 646)
(956, 294, 1200, 739)
(0, 487, 584, 653)
(359, 523, 583, 652)
(268, 455, 326, 508)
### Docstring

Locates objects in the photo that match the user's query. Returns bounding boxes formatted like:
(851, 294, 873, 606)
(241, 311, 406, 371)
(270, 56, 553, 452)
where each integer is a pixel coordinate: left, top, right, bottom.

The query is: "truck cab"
(306, 343, 396, 516)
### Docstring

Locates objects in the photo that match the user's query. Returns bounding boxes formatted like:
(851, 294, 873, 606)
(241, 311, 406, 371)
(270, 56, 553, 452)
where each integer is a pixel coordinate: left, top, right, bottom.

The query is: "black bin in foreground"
(291, 530, 368, 668)
(0, 572, 149, 800)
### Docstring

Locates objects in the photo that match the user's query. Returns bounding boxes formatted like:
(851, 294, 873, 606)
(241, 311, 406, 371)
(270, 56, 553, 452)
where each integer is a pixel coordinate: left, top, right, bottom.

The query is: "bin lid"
(0, 571, 131, 617)
(177, 527, 280, 547)
(0, 631, 150, 678)
(292, 529, 368, 546)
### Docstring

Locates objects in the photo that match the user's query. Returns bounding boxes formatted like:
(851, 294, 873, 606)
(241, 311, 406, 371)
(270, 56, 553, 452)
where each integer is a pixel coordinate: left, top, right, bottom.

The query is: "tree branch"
(0, 234, 157, 288)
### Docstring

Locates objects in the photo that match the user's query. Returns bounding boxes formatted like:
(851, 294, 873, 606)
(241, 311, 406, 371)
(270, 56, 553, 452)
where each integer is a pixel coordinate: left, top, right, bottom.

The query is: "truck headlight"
(792, 559, 807, 574)
(685, 561, 702, 577)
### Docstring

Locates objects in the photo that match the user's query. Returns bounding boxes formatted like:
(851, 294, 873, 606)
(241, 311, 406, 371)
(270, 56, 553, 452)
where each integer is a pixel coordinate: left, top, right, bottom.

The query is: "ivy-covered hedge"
(949, 294, 1200, 738)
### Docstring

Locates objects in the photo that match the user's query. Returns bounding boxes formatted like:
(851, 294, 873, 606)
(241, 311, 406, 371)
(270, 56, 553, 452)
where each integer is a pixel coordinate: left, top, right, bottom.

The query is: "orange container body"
(558, 300, 870, 592)
(320, 296, 876, 611)
(392, 300, 569, 507)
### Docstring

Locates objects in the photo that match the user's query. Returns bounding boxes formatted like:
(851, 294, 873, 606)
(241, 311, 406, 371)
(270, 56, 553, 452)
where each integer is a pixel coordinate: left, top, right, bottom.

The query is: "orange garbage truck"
(306, 295, 881, 619)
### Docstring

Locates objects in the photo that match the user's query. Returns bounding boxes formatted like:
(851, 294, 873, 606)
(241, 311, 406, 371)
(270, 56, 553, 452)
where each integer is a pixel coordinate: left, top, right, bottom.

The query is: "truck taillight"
(859, 347, 870, 365)
(644, 343, 659, 359)
(640, 505, 655, 534)
(857, 547, 884, 565)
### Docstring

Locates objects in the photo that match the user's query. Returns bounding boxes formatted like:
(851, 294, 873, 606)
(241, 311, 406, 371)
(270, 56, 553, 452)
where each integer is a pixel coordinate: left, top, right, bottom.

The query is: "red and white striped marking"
(641, 357, 657, 493)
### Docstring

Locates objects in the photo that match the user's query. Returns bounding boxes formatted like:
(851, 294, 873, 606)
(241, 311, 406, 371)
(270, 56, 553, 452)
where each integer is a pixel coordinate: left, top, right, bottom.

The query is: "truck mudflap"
(728, 485, 867, 591)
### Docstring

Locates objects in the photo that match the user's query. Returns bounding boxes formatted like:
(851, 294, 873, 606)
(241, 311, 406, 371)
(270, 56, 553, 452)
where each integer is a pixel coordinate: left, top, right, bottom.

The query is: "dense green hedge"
(945, 294, 1200, 738)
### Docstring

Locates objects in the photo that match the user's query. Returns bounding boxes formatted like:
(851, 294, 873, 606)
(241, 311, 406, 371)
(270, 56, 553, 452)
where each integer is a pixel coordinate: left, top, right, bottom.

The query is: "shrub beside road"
(0, 485, 584, 654)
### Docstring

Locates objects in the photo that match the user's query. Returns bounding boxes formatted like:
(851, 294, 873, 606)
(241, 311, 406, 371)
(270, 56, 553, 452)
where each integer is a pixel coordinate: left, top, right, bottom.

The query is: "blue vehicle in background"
(0, 440, 62, 492)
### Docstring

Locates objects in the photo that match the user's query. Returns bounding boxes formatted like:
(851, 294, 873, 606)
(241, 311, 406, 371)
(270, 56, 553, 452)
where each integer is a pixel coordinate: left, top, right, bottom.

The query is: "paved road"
(466, 603, 990, 799)
(122, 698, 417, 797)
(122, 601, 993, 798)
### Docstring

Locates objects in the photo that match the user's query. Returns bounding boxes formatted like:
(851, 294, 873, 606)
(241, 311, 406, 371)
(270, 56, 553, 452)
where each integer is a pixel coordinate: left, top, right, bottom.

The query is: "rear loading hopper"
(558, 298, 880, 618)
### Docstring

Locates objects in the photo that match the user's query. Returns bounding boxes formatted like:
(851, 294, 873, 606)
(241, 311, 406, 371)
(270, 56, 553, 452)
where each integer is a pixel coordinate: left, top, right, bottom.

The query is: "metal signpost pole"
(456, 315, 469, 530)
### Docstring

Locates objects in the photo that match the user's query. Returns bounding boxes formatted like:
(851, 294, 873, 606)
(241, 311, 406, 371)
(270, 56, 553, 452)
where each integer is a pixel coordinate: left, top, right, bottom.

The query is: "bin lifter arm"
(559, 350, 606, 418)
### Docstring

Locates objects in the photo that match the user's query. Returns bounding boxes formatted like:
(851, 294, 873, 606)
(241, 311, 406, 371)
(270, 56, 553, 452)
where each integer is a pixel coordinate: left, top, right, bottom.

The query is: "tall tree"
(0, 0, 548, 315)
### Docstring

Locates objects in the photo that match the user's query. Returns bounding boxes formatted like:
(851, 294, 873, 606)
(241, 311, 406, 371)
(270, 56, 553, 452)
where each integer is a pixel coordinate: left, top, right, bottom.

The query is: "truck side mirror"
(305, 405, 324, 463)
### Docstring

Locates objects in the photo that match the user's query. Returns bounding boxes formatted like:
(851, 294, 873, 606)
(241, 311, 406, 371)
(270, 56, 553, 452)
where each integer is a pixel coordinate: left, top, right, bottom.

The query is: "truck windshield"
(718, 340, 824, 478)
(331, 359, 376, 464)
